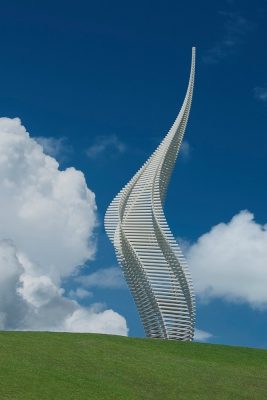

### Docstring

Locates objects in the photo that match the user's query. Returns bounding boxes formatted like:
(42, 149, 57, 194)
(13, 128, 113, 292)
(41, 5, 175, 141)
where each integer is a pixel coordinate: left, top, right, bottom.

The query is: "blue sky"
(0, 0, 267, 348)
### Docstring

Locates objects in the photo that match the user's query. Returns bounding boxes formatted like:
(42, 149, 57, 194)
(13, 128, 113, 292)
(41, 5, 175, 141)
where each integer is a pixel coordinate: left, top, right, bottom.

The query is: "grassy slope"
(0, 332, 266, 400)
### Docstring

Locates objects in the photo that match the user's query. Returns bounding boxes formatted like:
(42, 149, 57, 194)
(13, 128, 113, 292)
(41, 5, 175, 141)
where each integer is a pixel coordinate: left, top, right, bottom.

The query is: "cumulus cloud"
(69, 288, 93, 299)
(35, 136, 72, 162)
(187, 210, 267, 309)
(86, 134, 126, 159)
(76, 267, 126, 289)
(194, 329, 213, 342)
(63, 307, 127, 335)
(0, 117, 128, 335)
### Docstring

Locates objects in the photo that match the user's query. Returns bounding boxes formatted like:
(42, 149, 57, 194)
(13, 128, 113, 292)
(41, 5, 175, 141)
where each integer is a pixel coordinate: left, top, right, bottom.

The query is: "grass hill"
(0, 332, 266, 400)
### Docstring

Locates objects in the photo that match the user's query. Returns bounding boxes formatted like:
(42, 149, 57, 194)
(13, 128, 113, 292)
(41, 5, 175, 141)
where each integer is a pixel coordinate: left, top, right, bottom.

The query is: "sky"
(0, 0, 267, 348)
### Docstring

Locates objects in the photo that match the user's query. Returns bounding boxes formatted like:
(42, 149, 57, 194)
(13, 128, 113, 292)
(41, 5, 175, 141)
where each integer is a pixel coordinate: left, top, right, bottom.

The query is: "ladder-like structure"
(105, 48, 196, 340)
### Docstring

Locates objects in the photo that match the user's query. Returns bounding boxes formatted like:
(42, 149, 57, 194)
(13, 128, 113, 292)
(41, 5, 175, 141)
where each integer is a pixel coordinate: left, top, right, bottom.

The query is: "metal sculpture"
(105, 48, 196, 340)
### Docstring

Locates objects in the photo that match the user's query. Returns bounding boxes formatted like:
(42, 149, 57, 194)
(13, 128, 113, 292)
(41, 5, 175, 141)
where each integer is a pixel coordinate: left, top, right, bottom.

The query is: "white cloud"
(35, 136, 72, 161)
(187, 210, 267, 309)
(194, 329, 213, 342)
(76, 267, 126, 289)
(177, 237, 191, 255)
(63, 307, 127, 335)
(86, 134, 126, 159)
(69, 288, 93, 299)
(18, 273, 64, 308)
(0, 117, 128, 336)
(203, 12, 254, 64)
(179, 141, 191, 160)
(254, 87, 267, 102)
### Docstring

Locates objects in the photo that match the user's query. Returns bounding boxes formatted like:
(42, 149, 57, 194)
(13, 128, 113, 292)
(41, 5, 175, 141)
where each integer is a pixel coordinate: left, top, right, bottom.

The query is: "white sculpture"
(105, 48, 196, 340)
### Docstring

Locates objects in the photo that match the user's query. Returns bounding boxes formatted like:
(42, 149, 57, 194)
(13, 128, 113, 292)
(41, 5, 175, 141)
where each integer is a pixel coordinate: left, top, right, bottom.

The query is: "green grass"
(0, 332, 266, 400)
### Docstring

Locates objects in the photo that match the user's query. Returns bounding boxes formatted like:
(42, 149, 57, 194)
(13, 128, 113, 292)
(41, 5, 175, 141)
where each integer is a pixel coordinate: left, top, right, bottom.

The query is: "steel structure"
(105, 48, 196, 340)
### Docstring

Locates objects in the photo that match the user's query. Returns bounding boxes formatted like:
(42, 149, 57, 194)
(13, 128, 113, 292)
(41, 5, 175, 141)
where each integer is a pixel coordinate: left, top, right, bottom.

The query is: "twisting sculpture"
(105, 48, 196, 340)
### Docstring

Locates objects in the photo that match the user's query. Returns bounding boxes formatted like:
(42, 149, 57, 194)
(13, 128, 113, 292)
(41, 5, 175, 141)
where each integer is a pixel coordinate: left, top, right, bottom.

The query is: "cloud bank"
(187, 210, 267, 309)
(0, 117, 127, 335)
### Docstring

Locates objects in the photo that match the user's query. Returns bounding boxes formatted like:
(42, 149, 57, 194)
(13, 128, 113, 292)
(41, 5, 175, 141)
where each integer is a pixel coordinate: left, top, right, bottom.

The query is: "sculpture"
(105, 48, 196, 340)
